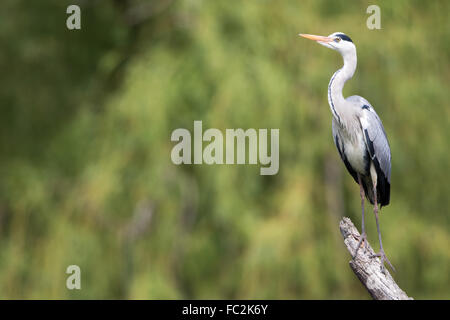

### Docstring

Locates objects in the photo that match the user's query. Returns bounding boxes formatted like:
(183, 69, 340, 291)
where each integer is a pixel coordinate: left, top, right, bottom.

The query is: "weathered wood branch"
(339, 217, 413, 300)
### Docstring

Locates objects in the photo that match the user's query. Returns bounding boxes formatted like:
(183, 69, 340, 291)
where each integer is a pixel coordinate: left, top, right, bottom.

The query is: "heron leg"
(353, 174, 368, 259)
(371, 181, 395, 273)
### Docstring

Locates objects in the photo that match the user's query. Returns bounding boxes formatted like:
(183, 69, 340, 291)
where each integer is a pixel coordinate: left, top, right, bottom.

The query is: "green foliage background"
(0, 0, 448, 299)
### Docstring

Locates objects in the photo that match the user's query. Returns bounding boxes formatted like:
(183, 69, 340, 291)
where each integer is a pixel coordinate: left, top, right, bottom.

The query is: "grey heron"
(299, 32, 394, 272)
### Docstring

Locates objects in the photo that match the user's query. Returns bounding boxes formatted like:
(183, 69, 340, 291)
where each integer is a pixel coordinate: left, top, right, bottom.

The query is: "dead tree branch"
(339, 217, 413, 300)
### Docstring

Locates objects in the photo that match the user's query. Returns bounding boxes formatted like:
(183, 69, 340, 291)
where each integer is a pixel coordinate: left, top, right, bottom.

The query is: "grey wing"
(356, 98, 391, 206)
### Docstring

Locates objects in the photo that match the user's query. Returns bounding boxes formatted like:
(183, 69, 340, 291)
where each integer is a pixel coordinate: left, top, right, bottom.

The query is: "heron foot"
(371, 250, 395, 274)
(352, 232, 368, 259)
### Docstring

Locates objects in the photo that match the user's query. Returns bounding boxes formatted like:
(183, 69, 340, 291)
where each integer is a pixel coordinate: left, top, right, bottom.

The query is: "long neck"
(328, 49, 357, 124)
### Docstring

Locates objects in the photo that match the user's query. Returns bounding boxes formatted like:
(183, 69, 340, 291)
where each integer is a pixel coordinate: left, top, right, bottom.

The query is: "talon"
(371, 250, 396, 273)
(352, 232, 367, 259)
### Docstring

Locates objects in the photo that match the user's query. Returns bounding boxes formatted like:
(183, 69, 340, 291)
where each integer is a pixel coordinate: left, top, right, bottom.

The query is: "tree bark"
(339, 217, 413, 300)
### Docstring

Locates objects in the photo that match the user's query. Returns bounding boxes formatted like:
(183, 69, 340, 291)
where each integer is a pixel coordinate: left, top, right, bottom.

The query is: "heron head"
(299, 32, 356, 56)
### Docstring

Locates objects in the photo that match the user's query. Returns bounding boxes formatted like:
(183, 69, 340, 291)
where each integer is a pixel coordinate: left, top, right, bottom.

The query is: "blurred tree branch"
(339, 217, 413, 300)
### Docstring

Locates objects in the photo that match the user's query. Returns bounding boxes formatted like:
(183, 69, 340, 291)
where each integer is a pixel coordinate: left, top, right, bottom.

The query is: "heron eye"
(334, 37, 341, 42)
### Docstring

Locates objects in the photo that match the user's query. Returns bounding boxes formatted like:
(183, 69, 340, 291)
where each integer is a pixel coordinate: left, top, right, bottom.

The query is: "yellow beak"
(298, 33, 333, 42)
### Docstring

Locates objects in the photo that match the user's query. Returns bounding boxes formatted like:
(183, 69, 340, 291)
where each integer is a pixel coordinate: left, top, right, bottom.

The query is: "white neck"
(327, 49, 357, 124)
